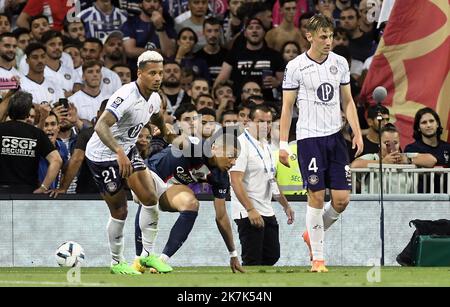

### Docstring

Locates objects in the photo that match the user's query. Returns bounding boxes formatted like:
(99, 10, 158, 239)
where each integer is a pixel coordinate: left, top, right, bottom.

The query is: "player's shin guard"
(107, 216, 126, 265)
(323, 201, 340, 231)
(306, 205, 324, 261)
(162, 210, 198, 258)
(139, 204, 159, 257)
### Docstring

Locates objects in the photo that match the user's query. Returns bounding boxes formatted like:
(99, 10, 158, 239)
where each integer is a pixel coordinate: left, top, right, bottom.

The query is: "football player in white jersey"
(0, 33, 20, 82)
(279, 14, 363, 272)
(85, 51, 171, 275)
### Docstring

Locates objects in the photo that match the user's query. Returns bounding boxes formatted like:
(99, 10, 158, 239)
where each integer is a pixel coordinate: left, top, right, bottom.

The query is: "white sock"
(323, 201, 340, 231)
(139, 205, 159, 257)
(107, 216, 126, 265)
(159, 254, 170, 263)
(306, 205, 324, 261)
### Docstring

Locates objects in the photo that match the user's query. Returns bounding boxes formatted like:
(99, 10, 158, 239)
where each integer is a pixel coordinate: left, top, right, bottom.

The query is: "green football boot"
(139, 254, 173, 273)
(110, 261, 142, 275)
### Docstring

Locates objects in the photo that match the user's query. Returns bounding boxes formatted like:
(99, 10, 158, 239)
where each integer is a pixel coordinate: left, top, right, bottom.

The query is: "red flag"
(360, 0, 450, 146)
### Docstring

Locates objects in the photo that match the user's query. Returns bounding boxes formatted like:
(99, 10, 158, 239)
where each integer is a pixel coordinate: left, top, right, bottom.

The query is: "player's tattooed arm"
(150, 110, 178, 143)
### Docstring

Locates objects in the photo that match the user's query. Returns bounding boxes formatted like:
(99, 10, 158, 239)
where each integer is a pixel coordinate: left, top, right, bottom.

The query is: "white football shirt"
(19, 52, 74, 75)
(0, 66, 20, 79)
(283, 51, 350, 140)
(86, 82, 161, 162)
(74, 66, 122, 97)
(44, 65, 75, 93)
(68, 89, 110, 122)
(20, 75, 65, 105)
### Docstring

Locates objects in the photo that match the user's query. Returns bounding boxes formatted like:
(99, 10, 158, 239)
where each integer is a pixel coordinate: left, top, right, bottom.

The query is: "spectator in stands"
(340, 6, 374, 63)
(68, 60, 109, 123)
(174, 27, 210, 81)
(265, 0, 304, 52)
(215, 18, 284, 103)
(220, 110, 238, 127)
(16, 0, 72, 31)
(26, 104, 37, 126)
(240, 80, 263, 105)
(332, 26, 349, 48)
(194, 17, 227, 83)
(230, 104, 294, 266)
(101, 31, 126, 69)
(180, 67, 195, 92)
(79, 38, 122, 97)
(405, 107, 450, 193)
(111, 64, 132, 85)
(334, 0, 355, 22)
(40, 30, 75, 96)
(332, 45, 361, 97)
(361, 104, 390, 155)
(50, 99, 108, 197)
(62, 18, 86, 43)
(194, 93, 215, 111)
(77, 0, 128, 41)
(63, 42, 83, 74)
(351, 124, 437, 193)
(175, 0, 209, 52)
(0, 13, 11, 34)
(173, 103, 200, 136)
(121, 0, 177, 66)
(39, 111, 68, 190)
(161, 60, 191, 114)
(222, 0, 245, 44)
(314, 0, 335, 20)
(198, 107, 216, 139)
(281, 41, 301, 66)
(187, 77, 210, 104)
(21, 42, 65, 105)
(0, 32, 20, 79)
(237, 103, 251, 129)
(213, 80, 236, 120)
(358, 0, 376, 34)
(136, 125, 152, 159)
(12, 27, 30, 65)
(0, 91, 62, 194)
(28, 15, 50, 42)
(297, 11, 313, 52)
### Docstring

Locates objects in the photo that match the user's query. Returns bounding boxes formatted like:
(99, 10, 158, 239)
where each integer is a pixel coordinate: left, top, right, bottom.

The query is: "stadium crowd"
(0, 0, 449, 197)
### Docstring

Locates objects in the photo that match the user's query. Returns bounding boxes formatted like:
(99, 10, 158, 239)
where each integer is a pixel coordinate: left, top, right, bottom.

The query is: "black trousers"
(235, 215, 280, 266)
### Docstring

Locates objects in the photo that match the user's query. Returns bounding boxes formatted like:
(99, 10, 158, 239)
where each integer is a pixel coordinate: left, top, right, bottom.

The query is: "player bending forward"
(279, 14, 363, 272)
(85, 51, 172, 275)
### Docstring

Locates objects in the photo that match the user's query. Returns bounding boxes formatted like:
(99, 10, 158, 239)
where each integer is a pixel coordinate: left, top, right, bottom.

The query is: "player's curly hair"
(307, 14, 334, 33)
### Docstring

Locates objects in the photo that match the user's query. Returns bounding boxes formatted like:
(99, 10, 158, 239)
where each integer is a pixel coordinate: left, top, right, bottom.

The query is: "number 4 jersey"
(86, 82, 161, 162)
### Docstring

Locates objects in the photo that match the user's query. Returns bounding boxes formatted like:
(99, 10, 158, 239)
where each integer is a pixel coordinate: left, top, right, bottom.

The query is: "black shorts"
(297, 131, 352, 191)
(86, 147, 146, 195)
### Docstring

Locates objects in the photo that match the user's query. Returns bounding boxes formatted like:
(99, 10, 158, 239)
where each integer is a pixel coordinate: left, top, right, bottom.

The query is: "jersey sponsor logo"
(330, 65, 338, 75)
(48, 87, 54, 94)
(317, 82, 334, 102)
(128, 123, 144, 138)
(308, 174, 319, 185)
(345, 165, 352, 184)
(103, 78, 111, 84)
(149, 104, 154, 114)
(1, 136, 37, 157)
(300, 64, 313, 71)
(111, 97, 124, 108)
(64, 73, 71, 80)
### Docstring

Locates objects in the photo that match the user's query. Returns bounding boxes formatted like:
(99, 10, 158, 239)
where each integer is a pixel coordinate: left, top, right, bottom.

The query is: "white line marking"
(0, 280, 114, 287)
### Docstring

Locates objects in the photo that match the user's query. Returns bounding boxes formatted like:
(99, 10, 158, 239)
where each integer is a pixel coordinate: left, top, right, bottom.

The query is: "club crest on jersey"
(317, 82, 334, 102)
(106, 182, 117, 193)
(149, 104, 154, 114)
(64, 73, 71, 80)
(111, 97, 123, 108)
(330, 65, 338, 75)
(308, 174, 319, 185)
(103, 78, 111, 84)
(48, 87, 54, 94)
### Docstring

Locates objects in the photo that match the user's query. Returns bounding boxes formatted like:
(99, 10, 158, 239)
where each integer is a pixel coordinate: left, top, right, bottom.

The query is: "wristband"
(280, 141, 291, 154)
(229, 250, 238, 258)
(246, 207, 255, 212)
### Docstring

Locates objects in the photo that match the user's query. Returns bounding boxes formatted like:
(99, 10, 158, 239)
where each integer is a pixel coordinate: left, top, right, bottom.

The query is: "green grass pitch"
(0, 266, 449, 287)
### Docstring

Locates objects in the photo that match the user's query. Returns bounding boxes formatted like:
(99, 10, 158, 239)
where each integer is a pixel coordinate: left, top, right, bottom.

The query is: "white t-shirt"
(19, 52, 74, 75)
(283, 51, 350, 140)
(0, 66, 20, 79)
(20, 75, 65, 105)
(68, 89, 110, 122)
(44, 65, 75, 93)
(230, 131, 275, 219)
(99, 67, 122, 97)
(86, 82, 161, 162)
